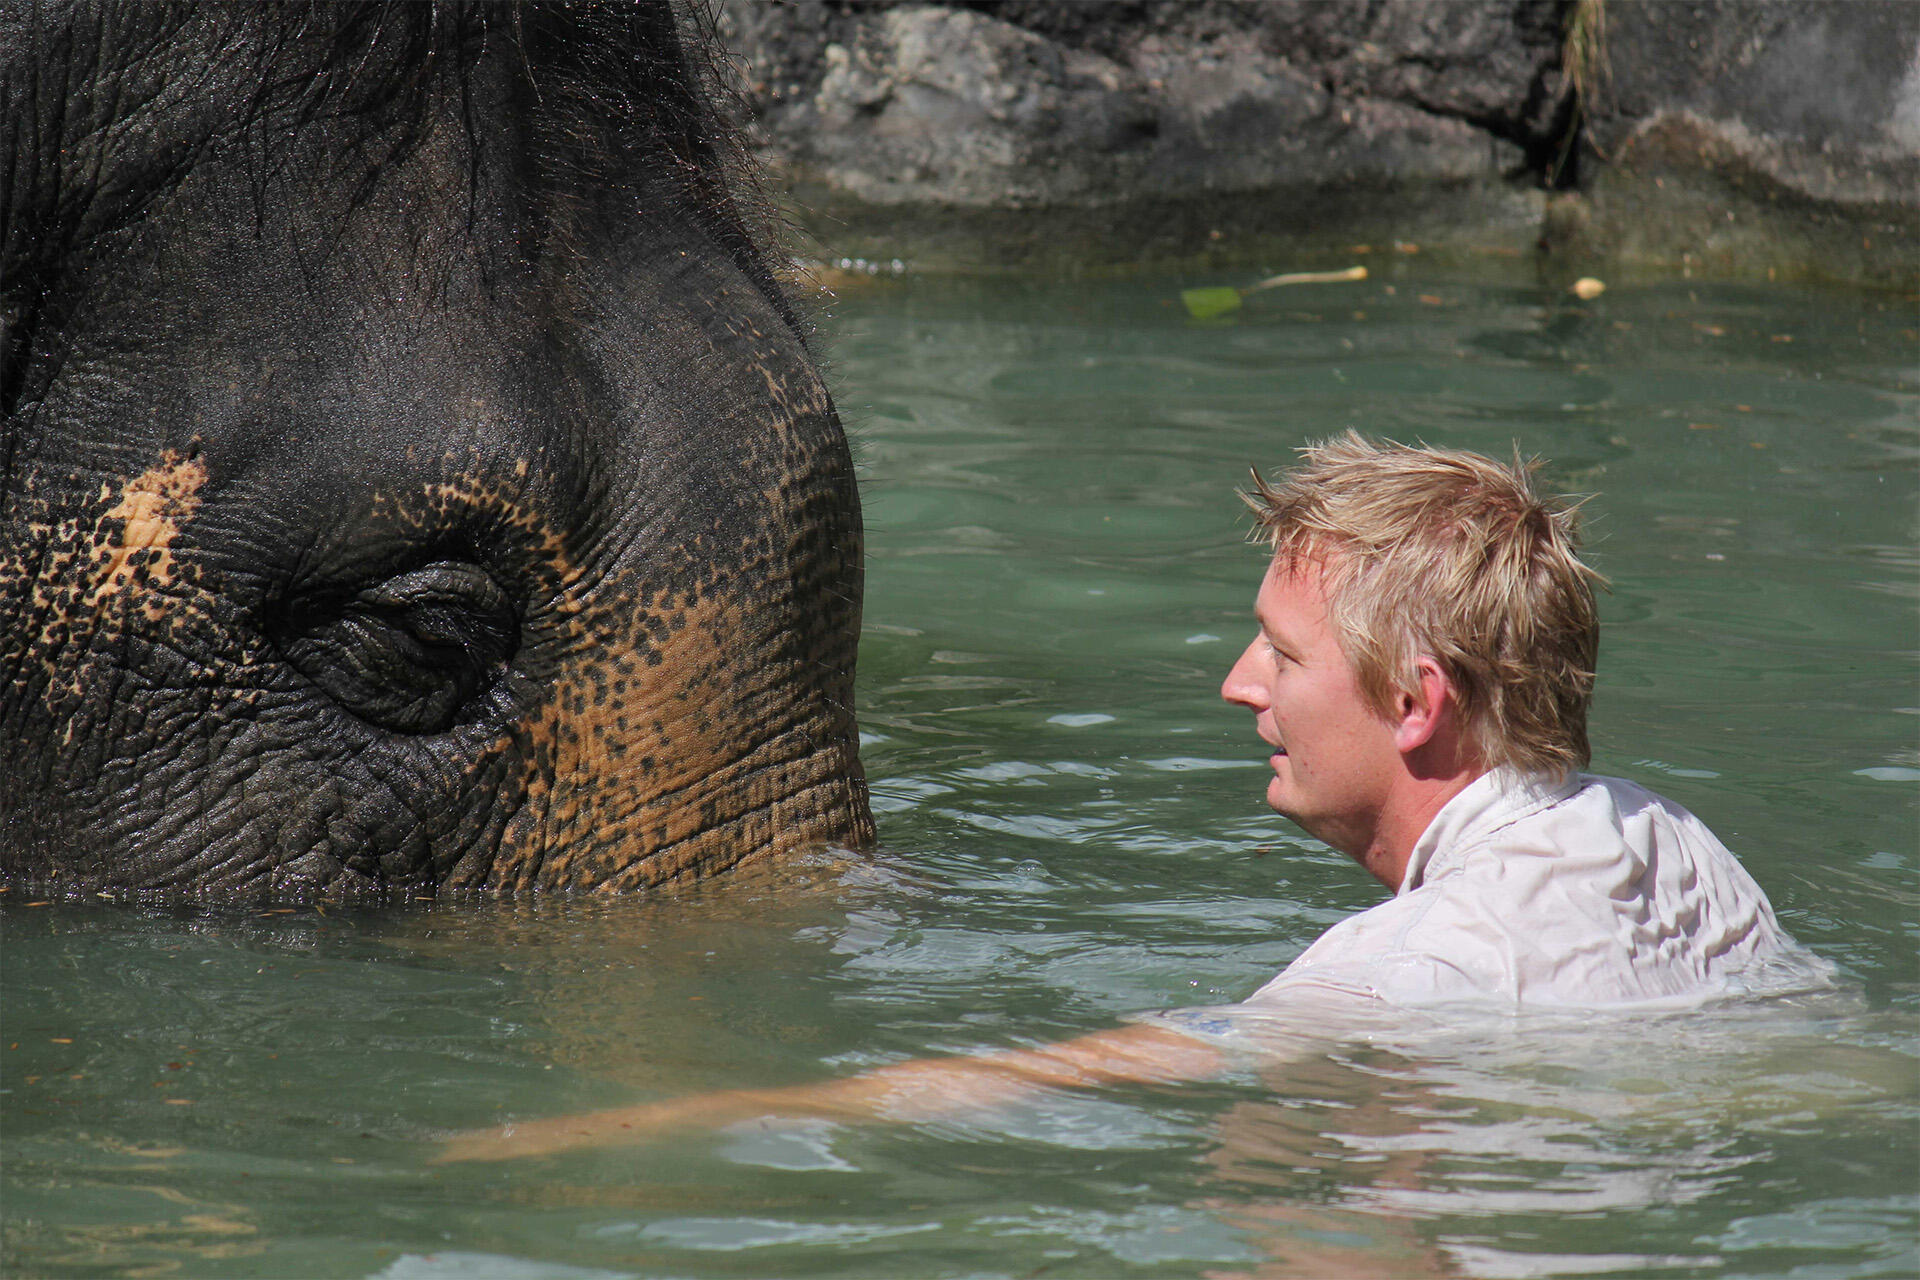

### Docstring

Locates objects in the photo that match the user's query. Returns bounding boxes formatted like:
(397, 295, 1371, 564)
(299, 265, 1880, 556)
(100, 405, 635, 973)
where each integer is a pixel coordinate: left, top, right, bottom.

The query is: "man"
(440, 434, 1826, 1162)
(1200, 431, 1821, 1014)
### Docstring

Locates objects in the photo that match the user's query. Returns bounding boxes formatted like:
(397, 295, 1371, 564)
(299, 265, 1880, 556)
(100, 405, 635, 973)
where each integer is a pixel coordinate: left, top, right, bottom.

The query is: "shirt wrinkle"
(1400, 768, 1578, 894)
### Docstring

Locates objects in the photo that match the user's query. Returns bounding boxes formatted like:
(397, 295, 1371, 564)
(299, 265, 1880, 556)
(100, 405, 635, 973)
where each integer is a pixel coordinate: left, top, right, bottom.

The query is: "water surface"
(4, 266, 1915, 1277)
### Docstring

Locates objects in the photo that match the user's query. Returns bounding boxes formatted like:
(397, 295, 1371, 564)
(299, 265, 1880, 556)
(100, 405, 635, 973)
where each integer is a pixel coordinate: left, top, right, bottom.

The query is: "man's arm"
(435, 1022, 1225, 1163)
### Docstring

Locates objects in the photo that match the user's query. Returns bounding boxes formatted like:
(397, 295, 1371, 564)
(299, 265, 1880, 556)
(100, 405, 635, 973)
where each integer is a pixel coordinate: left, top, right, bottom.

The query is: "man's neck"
(1351, 766, 1488, 891)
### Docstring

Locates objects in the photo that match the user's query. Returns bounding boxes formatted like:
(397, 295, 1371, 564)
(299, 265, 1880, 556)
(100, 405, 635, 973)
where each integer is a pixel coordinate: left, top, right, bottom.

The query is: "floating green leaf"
(1180, 266, 1367, 320)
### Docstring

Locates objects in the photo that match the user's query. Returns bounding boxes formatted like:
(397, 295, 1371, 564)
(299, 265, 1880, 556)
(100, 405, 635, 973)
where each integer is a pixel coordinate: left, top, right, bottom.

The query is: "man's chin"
(1267, 786, 1336, 848)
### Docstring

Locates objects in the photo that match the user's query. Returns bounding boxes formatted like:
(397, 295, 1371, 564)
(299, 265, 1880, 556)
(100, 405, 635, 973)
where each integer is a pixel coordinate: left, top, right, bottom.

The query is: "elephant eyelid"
(357, 563, 514, 616)
(270, 561, 521, 735)
(359, 565, 518, 651)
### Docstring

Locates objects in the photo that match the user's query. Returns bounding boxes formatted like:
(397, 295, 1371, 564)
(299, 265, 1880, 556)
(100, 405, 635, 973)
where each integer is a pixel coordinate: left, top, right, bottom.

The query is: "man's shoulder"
(1566, 771, 1706, 820)
(1451, 770, 1730, 869)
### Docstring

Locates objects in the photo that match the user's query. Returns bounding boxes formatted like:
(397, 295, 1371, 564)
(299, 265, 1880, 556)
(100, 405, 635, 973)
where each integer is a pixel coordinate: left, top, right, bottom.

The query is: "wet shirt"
(1241, 769, 1829, 1012)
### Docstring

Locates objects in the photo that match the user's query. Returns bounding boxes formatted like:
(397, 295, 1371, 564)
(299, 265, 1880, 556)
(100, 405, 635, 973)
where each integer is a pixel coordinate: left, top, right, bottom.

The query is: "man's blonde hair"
(1244, 431, 1604, 778)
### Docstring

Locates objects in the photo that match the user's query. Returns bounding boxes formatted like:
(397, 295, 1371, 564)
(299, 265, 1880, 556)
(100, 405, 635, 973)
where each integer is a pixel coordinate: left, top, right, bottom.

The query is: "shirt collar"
(1397, 766, 1581, 894)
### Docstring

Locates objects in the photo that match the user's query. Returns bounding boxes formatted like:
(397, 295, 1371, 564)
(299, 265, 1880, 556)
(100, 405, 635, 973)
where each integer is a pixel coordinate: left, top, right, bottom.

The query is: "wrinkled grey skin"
(0, 0, 874, 896)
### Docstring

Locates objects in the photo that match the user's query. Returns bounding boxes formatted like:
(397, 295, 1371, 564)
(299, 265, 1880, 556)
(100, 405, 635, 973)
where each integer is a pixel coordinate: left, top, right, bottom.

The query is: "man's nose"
(1221, 640, 1264, 710)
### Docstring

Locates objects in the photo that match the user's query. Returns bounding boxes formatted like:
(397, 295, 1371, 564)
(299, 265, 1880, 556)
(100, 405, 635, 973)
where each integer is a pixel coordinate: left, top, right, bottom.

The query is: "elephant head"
(0, 0, 874, 894)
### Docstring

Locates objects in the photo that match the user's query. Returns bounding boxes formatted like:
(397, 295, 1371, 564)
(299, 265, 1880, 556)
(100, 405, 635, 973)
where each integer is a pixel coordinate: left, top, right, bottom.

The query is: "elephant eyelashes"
(271, 562, 520, 736)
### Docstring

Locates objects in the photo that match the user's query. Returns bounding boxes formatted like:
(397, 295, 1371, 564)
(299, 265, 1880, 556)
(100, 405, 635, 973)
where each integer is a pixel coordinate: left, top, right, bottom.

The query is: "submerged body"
(1, 2, 873, 894)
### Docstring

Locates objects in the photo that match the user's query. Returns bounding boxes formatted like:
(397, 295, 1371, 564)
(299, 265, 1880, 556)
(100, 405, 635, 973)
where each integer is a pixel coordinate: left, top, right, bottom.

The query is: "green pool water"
(4, 266, 1915, 1278)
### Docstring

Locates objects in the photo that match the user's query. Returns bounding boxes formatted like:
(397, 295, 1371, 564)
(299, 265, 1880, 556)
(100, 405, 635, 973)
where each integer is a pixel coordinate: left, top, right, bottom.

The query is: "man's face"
(1221, 557, 1403, 860)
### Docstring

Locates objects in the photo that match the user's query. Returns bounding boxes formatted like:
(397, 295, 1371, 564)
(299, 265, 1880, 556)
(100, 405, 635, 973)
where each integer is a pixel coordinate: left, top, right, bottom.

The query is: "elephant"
(0, 0, 875, 894)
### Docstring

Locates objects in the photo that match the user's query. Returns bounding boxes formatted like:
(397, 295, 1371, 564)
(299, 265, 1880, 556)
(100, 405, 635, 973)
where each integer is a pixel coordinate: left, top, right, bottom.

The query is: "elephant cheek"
(449, 592, 870, 893)
(5, 451, 221, 746)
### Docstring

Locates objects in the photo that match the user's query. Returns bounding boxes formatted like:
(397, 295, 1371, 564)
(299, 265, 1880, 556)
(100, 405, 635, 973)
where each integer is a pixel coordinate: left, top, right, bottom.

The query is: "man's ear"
(1391, 657, 1454, 754)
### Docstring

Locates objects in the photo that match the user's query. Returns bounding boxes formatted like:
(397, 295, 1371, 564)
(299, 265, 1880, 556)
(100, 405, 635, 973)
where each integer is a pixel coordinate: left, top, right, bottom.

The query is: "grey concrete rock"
(1544, 0, 1920, 286)
(718, 0, 1557, 208)
(714, 0, 1918, 282)
(803, 6, 1151, 206)
(1587, 0, 1920, 206)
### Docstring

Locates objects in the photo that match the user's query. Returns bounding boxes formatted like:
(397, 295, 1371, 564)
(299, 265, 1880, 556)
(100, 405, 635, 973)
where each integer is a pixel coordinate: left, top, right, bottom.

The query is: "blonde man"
(1212, 432, 1822, 1013)
(441, 436, 1827, 1163)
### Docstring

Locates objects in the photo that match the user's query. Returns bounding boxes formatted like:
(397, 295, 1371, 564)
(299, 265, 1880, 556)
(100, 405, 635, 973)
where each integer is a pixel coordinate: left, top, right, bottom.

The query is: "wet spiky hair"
(1244, 431, 1606, 779)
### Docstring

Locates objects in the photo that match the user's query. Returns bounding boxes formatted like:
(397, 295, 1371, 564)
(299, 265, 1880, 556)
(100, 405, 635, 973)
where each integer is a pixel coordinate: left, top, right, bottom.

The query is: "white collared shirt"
(1244, 769, 1832, 1010)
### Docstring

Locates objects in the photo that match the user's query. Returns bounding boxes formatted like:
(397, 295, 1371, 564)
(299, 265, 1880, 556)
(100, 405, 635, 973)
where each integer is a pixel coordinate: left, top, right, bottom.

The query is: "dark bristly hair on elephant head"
(2, 0, 803, 413)
(0, 0, 875, 897)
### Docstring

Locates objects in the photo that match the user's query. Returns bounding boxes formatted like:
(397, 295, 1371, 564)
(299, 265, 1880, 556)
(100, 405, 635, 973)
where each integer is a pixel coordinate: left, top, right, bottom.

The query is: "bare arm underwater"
(434, 1022, 1226, 1163)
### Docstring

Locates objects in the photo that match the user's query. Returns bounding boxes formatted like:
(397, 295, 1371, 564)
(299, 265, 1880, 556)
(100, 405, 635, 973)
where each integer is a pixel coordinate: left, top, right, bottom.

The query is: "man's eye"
(271, 562, 520, 734)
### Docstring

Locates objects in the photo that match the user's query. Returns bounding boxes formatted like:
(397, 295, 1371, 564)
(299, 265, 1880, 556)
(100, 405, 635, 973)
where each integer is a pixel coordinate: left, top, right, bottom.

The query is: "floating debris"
(1181, 265, 1368, 319)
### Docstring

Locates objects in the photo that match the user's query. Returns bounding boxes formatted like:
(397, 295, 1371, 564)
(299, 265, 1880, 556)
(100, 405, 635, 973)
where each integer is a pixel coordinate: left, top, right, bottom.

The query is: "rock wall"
(715, 1, 1919, 285)
(1559, 1, 1920, 285)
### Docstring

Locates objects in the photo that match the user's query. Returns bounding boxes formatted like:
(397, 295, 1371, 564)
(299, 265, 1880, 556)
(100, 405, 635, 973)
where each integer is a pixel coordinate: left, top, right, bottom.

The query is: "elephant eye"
(272, 562, 520, 735)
